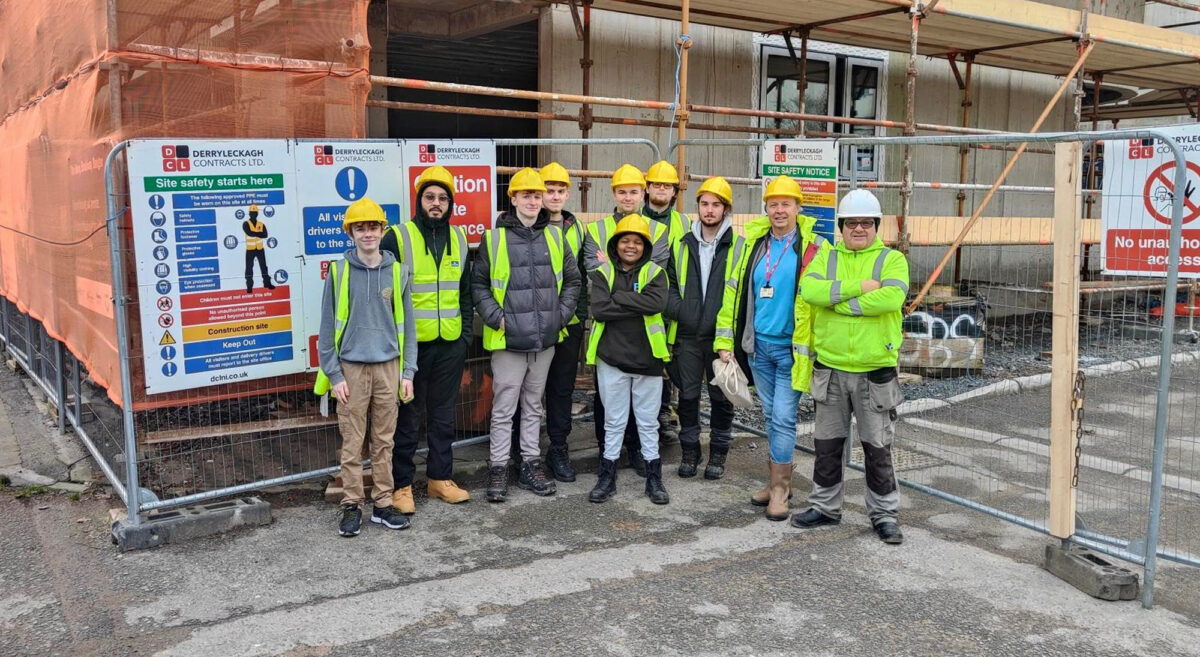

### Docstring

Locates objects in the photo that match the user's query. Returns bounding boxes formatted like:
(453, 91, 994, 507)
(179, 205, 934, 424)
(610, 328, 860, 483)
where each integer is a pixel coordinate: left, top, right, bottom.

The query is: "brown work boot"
(750, 462, 792, 507)
(427, 479, 470, 504)
(765, 461, 793, 522)
(392, 486, 415, 516)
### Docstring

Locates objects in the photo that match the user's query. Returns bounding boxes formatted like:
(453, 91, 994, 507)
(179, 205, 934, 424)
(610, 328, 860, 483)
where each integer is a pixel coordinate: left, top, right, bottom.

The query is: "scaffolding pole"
(675, 0, 692, 189)
(898, 2, 924, 255)
(907, 41, 1096, 314)
(581, 0, 593, 211)
(952, 53, 974, 286)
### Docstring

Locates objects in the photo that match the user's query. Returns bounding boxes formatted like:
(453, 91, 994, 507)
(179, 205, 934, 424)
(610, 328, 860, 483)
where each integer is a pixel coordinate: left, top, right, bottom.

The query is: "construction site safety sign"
(402, 140, 496, 245)
(295, 140, 406, 370)
(128, 140, 307, 394)
(1102, 124, 1200, 277)
(761, 139, 839, 243)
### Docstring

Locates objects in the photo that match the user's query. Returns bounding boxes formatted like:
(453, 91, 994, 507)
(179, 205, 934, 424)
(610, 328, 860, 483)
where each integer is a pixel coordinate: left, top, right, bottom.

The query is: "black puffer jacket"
(473, 209, 582, 353)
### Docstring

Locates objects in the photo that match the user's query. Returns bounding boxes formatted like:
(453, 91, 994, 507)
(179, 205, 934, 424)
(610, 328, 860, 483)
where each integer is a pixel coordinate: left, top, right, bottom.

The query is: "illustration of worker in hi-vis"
(243, 204, 276, 293)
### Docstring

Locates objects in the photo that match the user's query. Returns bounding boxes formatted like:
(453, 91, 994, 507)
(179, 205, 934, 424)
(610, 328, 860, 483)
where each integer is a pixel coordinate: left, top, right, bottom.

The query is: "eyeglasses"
(422, 193, 450, 204)
(842, 219, 876, 229)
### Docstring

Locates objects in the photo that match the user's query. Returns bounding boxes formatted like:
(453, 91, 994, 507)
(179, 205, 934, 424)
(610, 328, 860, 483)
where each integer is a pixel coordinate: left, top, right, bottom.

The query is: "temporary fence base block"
(110, 496, 272, 552)
(1043, 543, 1140, 601)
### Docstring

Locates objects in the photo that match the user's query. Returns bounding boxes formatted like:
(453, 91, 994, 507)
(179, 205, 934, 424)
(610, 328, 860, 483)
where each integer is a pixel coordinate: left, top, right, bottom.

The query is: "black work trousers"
(393, 337, 467, 487)
(667, 337, 733, 448)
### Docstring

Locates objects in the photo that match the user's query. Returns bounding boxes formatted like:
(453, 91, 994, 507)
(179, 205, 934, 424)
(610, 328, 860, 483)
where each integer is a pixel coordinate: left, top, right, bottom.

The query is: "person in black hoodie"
(381, 165, 473, 513)
(665, 176, 742, 481)
(474, 168, 581, 503)
(586, 215, 671, 505)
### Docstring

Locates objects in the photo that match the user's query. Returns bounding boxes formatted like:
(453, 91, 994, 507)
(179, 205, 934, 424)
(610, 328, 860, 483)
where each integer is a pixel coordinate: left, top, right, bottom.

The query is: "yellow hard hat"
(539, 162, 571, 188)
(646, 160, 680, 185)
(763, 175, 804, 203)
(248, 204, 260, 213)
(343, 197, 386, 232)
(415, 165, 457, 196)
(508, 167, 548, 196)
(611, 214, 652, 246)
(610, 163, 647, 189)
(695, 176, 733, 207)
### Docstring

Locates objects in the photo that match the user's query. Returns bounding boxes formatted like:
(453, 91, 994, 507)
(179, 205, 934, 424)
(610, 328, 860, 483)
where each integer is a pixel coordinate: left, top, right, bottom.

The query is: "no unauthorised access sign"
(1102, 126, 1200, 276)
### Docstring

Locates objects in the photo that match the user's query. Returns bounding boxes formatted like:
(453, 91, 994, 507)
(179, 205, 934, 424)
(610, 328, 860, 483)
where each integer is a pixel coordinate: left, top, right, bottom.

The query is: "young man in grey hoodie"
(316, 197, 417, 537)
(665, 177, 742, 480)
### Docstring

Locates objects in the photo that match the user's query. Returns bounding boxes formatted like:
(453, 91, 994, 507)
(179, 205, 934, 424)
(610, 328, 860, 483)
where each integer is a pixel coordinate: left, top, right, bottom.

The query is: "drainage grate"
(850, 445, 945, 472)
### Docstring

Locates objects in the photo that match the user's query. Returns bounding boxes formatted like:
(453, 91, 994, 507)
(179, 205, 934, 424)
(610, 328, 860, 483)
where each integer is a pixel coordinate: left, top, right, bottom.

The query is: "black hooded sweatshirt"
(589, 231, 668, 376)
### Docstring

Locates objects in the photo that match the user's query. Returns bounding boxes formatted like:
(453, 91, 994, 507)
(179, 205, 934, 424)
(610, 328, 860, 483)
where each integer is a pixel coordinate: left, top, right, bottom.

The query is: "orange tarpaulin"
(0, 1, 370, 409)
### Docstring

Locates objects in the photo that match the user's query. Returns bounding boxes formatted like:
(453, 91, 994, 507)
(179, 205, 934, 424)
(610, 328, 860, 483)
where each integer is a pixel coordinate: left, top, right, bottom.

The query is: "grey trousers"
(805, 366, 903, 526)
(489, 347, 555, 466)
(596, 359, 662, 462)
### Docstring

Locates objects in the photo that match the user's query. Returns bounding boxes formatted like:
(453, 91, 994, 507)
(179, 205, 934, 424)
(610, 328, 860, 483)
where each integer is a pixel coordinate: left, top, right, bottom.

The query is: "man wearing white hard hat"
(794, 189, 910, 545)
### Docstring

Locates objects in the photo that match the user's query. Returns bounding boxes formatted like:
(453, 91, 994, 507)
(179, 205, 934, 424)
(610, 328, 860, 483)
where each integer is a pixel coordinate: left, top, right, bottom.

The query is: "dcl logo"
(314, 145, 334, 166)
(162, 145, 191, 171)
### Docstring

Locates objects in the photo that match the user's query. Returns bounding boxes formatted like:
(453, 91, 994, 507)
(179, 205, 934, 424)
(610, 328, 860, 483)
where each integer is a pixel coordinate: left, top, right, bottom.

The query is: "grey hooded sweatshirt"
(317, 249, 417, 387)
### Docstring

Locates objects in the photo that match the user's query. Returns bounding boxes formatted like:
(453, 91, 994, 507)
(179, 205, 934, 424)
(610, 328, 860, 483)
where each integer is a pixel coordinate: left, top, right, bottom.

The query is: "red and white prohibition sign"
(1143, 160, 1200, 226)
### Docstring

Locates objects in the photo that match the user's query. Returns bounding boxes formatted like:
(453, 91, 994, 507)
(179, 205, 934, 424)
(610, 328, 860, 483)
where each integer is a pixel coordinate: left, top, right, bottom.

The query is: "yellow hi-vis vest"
(564, 221, 584, 326)
(313, 260, 407, 396)
(481, 225, 566, 351)
(391, 222, 467, 342)
(245, 220, 265, 250)
(586, 261, 671, 365)
(667, 233, 747, 345)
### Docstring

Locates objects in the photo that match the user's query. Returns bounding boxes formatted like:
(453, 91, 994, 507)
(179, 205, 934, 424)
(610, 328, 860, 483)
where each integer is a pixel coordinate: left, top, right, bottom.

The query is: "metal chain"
(1071, 370, 1086, 488)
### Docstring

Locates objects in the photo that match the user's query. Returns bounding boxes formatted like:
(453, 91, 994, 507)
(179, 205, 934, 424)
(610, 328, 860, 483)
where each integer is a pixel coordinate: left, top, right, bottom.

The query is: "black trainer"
(371, 504, 410, 530)
(874, 522, 904, 545)
(644, 458, 670, 505)
(338, 504, 362, 537)
(546, 445, 576, 483)
(790, 508, 840, 529)
(589, 458, 618, 503)
(704, 445, 729, 480)
(486, 465, 509, 503)
(677, 442, 700, 478)
(518, 459, 557, 496)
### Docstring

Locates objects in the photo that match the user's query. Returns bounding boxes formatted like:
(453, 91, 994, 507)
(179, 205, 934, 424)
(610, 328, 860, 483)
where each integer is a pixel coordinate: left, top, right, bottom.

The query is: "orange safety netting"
(0, 0, 370, 409)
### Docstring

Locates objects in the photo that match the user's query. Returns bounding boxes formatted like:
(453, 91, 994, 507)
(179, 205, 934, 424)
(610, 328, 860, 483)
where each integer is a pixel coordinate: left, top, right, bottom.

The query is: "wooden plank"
(1049, 142, 1082, 540)
(144, 414, 336, 444)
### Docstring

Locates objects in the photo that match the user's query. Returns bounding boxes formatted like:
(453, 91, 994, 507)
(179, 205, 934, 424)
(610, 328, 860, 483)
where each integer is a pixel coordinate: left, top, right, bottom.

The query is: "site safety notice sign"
(1102, 124, 1200, 276)
(761, 140, 839, 243)
(128, 140, 306, 394)
(127, 138, 497, 394)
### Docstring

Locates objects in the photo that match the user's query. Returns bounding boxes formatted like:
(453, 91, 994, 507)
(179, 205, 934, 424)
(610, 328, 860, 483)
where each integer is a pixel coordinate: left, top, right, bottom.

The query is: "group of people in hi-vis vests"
(316, 160, 912, 546)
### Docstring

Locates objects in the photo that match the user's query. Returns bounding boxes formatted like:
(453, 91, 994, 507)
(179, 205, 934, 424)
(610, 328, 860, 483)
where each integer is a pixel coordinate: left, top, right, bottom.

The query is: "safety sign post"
(761, 139, 839, 243)
(127, 140, 306, 394)
(402, 140, 496, 245)
(1103, 126, 1200, 276)
(295, 140, 406, 369)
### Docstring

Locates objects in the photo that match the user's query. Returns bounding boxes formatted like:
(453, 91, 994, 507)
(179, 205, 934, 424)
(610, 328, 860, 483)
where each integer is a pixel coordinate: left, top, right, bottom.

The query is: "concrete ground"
(3, 365, 1200, 656)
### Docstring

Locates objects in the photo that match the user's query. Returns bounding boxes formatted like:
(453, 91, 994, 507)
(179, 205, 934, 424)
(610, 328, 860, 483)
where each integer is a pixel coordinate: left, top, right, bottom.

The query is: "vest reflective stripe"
(482, 225, 565, 351)
(826, 251, 844, 305)
(586, 261, 671, 364)
(245, 221, 264, 250)
(872, 247, 894, 280)
(393, 223, 465, 342)
(313, 260, 406, 395)
(667, 239, 691, 344)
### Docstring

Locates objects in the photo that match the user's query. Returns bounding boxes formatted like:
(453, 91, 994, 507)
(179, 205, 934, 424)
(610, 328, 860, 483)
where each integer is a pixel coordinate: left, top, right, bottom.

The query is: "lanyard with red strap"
(760, 229, 796, 298)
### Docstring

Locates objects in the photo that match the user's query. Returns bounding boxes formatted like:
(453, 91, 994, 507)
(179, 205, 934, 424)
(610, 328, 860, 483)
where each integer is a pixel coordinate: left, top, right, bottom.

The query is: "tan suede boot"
(750, 462, 793, 507)
(764, 461, 793, 521)
(427, 479, 470, 504)
(392, 486, 415, 515)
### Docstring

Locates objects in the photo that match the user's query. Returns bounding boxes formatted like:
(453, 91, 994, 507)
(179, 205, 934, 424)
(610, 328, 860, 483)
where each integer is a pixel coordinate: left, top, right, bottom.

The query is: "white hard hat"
(837, 189, 883, 219)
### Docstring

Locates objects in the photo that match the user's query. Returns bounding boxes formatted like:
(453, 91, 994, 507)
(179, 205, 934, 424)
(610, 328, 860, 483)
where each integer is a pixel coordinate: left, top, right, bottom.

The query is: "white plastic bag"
(712, 357, 755, 408)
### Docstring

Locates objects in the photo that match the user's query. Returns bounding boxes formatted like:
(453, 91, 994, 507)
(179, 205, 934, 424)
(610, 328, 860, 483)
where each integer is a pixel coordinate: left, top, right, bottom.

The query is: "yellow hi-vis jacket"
(801, 237, 909, 372)
(391, 222, 467, 342)
(713, 215, 828, 393)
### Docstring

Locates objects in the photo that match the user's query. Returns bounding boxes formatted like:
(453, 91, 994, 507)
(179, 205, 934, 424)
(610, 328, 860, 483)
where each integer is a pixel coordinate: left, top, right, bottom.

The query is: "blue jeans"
(750, 337, 800, 464)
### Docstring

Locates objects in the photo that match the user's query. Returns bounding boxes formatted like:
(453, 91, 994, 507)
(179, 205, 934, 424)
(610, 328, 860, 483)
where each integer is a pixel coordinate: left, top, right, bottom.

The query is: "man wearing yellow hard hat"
(581, 164, 671, 476)
(242, 203, 275, 294)
(643, 159, 692, 444)
(585, 214, 671, 505)
(381, 165, 473, 513)
(535, 162, 587, 482)
(714, 175, 828, 522)
(665, 176, 740, 480)
(315, 197, 416, 537)
(474, 168, 581, 503)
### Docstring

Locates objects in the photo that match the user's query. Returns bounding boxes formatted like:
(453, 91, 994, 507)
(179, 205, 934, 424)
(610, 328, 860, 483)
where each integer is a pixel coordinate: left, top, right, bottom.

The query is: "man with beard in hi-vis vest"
(381, 166, 473, 514)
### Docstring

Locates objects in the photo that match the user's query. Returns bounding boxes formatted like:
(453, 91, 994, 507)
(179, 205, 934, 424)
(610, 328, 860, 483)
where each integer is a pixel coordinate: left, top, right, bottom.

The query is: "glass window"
(763, 54, 832, 134)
